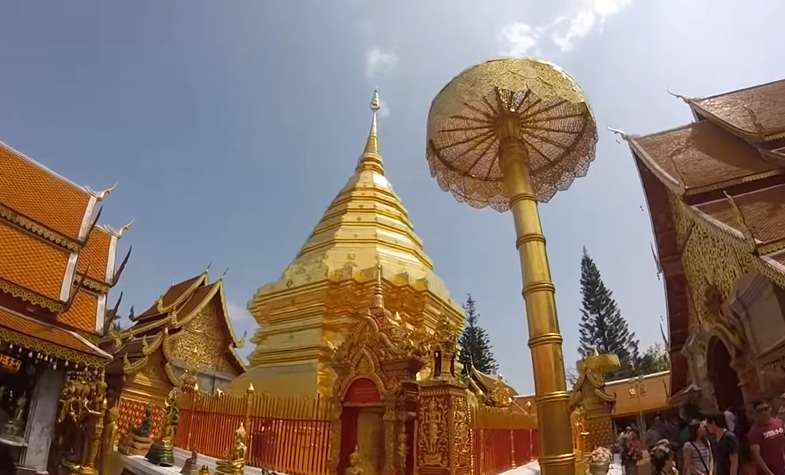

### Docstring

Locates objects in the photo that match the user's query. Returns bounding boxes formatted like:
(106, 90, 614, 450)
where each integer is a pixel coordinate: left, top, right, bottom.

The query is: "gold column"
(497, 117, 574, 475)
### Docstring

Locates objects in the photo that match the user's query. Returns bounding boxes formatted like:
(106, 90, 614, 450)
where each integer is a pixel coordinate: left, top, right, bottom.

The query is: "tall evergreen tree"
(458, 294, 498, 376)
(578, 248, 640, 376)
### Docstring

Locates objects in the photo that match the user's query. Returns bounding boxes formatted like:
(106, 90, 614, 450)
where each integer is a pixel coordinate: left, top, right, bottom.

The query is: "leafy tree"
(578, 248, 640, 377)
(637, 343, 670, 375)
(458, 295, 498, 376)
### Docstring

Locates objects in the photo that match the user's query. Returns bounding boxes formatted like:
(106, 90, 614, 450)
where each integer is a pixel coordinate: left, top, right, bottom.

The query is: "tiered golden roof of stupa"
(236, 91, 464, 396)
(251, 90, 453, 304)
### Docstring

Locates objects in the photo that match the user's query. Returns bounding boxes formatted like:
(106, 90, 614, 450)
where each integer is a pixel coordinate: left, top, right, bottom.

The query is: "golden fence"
(175, 391, 334, 475)
(471, 405, 538, 475)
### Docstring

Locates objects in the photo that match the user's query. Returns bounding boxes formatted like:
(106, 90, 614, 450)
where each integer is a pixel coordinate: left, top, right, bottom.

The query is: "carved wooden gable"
(331, 306, 426, 398)
(168, 297, 238, 376)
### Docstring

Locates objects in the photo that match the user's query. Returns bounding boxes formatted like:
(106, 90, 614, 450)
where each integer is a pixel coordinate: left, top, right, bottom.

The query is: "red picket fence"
(471, 405, 538, 475)
(174, 391, 334, 475)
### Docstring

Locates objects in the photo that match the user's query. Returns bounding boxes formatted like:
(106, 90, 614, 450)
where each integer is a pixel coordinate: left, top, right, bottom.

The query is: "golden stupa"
(232, 91, 464, 397)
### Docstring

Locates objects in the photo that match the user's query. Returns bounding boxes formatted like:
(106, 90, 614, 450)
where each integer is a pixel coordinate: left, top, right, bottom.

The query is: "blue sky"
(1, 1, 783, 393)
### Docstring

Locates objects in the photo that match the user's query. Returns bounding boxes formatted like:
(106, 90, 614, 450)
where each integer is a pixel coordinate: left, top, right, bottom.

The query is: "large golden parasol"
(426, 58, 597, 475)
(427, 57, 597, 210)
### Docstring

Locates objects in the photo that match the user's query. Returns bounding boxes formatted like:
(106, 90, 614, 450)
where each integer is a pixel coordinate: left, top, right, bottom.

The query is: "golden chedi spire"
(233, 90, 463, 397)
(357, 89, 383, 174)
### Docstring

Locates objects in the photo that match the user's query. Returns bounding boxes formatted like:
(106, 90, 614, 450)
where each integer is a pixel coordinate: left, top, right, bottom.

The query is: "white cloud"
(378, 97, 391, 118)
(498, 22, 542, 56)
(365, 47, 399, 78)
(499, 0, 632, 54)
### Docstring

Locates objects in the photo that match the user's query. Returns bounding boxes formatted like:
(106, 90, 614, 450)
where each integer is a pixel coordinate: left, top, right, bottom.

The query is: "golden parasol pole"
(426, 58, 599, 475)
(497, 116, 574, 475)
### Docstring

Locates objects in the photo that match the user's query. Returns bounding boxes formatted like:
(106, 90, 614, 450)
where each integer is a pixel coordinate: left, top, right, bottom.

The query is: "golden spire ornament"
(358, 89, 383, 174)
(425, 57, 597, 475)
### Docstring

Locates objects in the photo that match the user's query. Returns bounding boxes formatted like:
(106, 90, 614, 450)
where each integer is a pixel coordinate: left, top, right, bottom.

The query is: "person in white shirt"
(724, 407, 736, 434)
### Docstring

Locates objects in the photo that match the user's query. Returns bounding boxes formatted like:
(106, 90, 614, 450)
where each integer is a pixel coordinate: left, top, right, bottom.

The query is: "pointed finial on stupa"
(357, 89, 384, 174)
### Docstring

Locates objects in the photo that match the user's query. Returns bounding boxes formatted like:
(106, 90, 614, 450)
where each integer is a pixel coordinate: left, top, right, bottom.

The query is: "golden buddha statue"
(215, 423, 247, 475)
(345, 446, 363, 475)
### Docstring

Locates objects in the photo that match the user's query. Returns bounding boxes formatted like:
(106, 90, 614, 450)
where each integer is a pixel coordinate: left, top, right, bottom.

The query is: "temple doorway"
(339, 378, 385, 475)
(707, 337, 744, 411)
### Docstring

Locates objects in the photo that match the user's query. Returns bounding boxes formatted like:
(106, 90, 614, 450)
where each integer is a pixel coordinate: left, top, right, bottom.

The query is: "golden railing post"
(496, 118, 574, 475)
(245, 383, 255, 460)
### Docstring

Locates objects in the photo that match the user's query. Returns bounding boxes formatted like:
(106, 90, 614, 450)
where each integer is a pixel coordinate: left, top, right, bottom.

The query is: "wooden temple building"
(626, 78, 785, 413)
(105, 271, 245, 437)
(0, 140, 128, 474)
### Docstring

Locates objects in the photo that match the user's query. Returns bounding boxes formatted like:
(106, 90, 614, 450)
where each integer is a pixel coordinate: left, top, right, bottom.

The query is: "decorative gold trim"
(0, 325, 107, 368)
(82, 277, 110, 294)
(0, 203, 81, 251)
(0, 278, 63, 312)
(123, 353, 148, 374)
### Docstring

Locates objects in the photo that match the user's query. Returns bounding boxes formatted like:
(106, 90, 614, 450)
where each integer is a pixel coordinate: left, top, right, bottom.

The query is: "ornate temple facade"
(627, 79, 785, 412)
(234, 91, 465, 398)
(106, 272, 245, 437)
(0, 140, 128, 473)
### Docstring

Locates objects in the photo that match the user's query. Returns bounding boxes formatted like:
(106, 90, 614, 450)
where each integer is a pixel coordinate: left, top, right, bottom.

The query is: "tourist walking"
(749, 401, 785, 475)
(724, 407, 737, 434)
(651, 444, 678, 475)
(624, 429, 644, 475)
(707, 413, 739, 475)
(683, 420, 713, 475)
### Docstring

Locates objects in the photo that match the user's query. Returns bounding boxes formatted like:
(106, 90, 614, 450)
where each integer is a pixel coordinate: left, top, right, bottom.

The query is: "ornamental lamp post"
(425, 58, 598, 475)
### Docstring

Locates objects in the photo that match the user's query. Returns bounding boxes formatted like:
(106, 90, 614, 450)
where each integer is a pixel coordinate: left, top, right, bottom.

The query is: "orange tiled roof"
(0, 142, 93, 241)
(690, 79, 785, 142)
(59, 289, 99, 333)
(631, 121, 781, 194)
(77, 227, 114, 284)
(0, 306, 110, 362)
(0, 222, 70, 302)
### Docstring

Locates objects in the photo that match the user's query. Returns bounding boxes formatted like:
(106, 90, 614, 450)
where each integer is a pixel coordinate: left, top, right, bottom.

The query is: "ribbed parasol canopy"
(426, 58, 598, 211)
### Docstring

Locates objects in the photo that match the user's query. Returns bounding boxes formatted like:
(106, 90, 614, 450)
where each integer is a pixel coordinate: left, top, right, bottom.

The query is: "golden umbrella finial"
(426, 57, 597, 475)
(427, 57, 597, 210)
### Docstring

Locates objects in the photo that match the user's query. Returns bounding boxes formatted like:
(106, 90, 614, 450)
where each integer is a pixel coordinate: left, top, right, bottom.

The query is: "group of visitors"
(615, 399, 785, 475)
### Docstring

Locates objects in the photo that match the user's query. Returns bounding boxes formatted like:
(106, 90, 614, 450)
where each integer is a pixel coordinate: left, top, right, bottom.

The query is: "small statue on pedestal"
(146, 388, 180, 466)
(1, 391, 28, 438)
(345, 446, 363, 475)
(215, 423, 247, 475)
(118, 404, 154, 456)
(181, 450, 198, 475)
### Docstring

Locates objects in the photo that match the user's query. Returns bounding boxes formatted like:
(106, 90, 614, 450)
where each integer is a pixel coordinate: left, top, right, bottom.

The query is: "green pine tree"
(458, 294, 498, 376)
(637, 344, 671, 375)
(578, 248, 640, 377)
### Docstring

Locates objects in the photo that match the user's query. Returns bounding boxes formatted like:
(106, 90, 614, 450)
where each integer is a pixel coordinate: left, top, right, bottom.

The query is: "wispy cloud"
(498, 22, 543, 57)
(365, 47, 399, 79)
(499, 0, 632, 55)
(378, 97, 391, 118)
